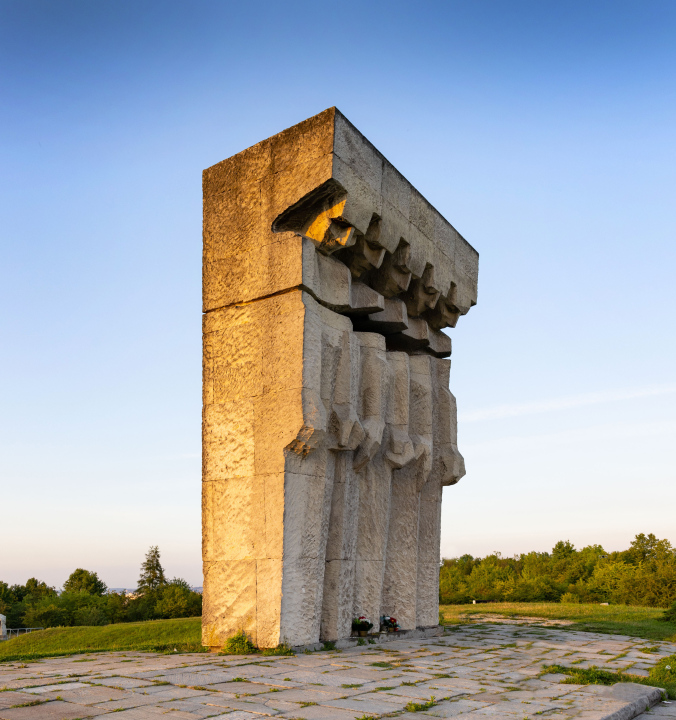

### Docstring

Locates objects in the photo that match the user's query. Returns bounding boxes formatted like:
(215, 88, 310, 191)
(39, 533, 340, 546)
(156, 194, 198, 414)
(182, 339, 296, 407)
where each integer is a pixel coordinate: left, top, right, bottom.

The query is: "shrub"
(221, 631, 257, 655)
(663, 600, 676, 622)
(649, 654, 676, 692)
(261, 643, 294, 656)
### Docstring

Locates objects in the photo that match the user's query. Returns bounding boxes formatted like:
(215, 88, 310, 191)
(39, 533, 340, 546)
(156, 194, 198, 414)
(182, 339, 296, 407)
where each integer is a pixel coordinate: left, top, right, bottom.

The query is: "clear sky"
(1, 0, 674, 588)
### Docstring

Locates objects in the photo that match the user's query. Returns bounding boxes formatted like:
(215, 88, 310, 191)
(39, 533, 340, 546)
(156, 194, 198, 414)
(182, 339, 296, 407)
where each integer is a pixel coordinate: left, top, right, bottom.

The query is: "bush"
(663, 600, 676, 622)
(221, 631, 257, 655)
(649, 654, 676, 692)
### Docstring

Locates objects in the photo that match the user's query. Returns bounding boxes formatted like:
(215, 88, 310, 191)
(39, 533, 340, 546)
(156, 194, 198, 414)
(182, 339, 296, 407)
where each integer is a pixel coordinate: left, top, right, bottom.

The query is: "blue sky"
(1, 0, 674, 587)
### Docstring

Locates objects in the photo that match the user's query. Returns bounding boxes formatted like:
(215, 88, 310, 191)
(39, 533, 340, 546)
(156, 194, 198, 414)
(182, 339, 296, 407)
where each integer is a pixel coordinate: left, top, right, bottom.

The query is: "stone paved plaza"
(1, 624, 675, 719)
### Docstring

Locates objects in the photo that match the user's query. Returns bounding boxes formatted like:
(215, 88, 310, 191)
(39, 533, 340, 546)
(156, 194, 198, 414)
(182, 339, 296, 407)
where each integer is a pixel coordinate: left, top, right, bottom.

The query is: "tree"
(552, 540, 575, 560)
(154, 579, 202, 619)
(63, 569, 107, 596)
(137, 546, 166, 593)
(627, 533, 673, 564)
(23, 578, 56, 599)
(0, 581, 12, 616)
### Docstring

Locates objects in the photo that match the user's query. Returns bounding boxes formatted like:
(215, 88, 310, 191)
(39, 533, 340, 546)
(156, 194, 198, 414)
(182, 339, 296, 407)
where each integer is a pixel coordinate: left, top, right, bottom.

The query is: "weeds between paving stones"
(342, 683, 363, 688)
(375, 686, 395, 690)
(543, 660, 676, 699)
(10, 700, 48, 708)
(300, 701, 317, 707)
(262, 644, 294, 656)
(404, 696, 437, 712)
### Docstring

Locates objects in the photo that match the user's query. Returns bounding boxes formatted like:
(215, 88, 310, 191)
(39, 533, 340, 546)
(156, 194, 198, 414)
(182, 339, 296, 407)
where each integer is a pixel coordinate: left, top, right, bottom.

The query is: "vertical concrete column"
(353, 332, 390, 623)
(380, 352, 420, 629)
(416, 357, 464, 627)
(320, 331, 362, 641)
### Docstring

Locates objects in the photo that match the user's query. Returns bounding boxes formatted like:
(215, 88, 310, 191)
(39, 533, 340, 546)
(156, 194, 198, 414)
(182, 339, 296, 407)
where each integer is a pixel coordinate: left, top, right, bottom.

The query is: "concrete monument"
(202, 108, 478, 649)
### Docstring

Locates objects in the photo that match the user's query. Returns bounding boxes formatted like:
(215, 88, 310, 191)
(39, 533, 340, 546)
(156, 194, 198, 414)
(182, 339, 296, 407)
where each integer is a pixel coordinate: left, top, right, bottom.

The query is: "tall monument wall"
(202, 108, 478, 648)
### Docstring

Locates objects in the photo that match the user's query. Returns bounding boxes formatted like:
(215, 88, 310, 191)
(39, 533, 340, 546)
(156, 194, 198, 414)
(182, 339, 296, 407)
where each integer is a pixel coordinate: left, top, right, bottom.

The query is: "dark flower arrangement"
(351, 615, 374, 633)
(380, 615, 400, 631)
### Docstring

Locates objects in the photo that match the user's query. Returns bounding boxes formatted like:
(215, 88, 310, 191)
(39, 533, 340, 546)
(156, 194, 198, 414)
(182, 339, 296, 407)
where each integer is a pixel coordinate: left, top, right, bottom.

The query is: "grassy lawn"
(3, 605, 675, 663)
(0, 617, 204, 662)
(440, 602, 676, 642)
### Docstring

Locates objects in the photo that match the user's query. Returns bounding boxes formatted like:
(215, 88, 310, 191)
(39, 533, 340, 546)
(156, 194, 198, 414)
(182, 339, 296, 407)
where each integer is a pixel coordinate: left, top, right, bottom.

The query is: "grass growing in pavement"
(0, 617, 205, 662)
(404, 696, 437, 712)
(440, 603, 676, 642)
(543, 659, 676, 699)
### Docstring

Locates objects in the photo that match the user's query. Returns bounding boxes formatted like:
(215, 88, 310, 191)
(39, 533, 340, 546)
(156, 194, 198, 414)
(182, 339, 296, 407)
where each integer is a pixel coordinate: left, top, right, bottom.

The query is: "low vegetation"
(440, 602, 676, 641)
(0, 622, 295, 662)
(543, 658, 676, 699)
(404, 696, 437, 712)
(441, 534, 676, 607)
(0, 617, 204, 661)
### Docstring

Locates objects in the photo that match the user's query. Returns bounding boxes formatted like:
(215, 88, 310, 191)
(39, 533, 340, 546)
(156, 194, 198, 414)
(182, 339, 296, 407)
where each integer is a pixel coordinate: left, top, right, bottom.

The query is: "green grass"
(543, 661, 676, 699)
(0, 617, 205, 662)
(404, 696, 437, 712)
(440, 603, 676, 642)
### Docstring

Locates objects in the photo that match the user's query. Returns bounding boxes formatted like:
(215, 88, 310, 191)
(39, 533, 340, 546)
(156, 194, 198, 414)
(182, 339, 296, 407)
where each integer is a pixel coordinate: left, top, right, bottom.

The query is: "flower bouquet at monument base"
(380, 615, 400, 632)
(351, 615, 374, 636)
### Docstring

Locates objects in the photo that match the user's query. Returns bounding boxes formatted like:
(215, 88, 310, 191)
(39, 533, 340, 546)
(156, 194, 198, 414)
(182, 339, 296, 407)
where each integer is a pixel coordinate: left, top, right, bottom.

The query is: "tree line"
(0, 547, 201, 628)
(440, 533, 676, 607)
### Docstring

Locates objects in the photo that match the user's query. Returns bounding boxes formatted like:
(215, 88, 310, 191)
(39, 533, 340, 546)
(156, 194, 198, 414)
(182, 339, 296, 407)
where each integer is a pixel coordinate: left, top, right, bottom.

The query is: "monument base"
(291, 625, 445, 653)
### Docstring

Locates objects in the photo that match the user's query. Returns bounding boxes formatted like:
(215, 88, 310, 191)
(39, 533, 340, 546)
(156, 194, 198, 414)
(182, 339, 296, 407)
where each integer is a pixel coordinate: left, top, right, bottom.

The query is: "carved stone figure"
(202, 108, 478, 648)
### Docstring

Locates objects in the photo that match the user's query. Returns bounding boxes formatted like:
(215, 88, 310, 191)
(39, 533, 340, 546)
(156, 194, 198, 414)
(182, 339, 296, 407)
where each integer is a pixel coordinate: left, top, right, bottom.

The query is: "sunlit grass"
(0, 617, 204, 662)
(440, 602, 676, 642)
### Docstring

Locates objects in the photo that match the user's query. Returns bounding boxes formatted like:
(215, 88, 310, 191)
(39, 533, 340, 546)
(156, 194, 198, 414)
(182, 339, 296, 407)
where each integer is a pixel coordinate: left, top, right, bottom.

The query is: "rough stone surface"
(202, 108, 479, 648)
(2, 625, 674, 719)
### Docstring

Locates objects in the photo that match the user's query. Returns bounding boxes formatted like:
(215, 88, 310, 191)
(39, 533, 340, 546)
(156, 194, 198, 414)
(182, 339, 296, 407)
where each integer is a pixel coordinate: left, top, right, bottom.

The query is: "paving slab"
(0, 692, 47, 710)
(22, 682, 90, 694)
(0, 699, 107, 720)
(88, 677, 155, 689)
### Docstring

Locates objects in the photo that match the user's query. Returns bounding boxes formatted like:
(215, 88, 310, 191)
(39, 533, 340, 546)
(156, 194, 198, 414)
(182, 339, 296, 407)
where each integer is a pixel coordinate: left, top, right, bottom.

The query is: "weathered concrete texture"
(2, 626, 673, 720)
(202, 108, 479, 648)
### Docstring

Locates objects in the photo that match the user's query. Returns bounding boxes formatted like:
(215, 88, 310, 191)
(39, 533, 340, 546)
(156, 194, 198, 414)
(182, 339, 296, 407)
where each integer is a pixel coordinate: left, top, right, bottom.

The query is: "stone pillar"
(202, 107, 478, 648)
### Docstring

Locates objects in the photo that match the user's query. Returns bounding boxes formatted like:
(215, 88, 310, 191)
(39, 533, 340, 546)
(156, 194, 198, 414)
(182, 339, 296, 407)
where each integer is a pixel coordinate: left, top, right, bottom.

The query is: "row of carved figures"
(283, 319, 464, 642)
